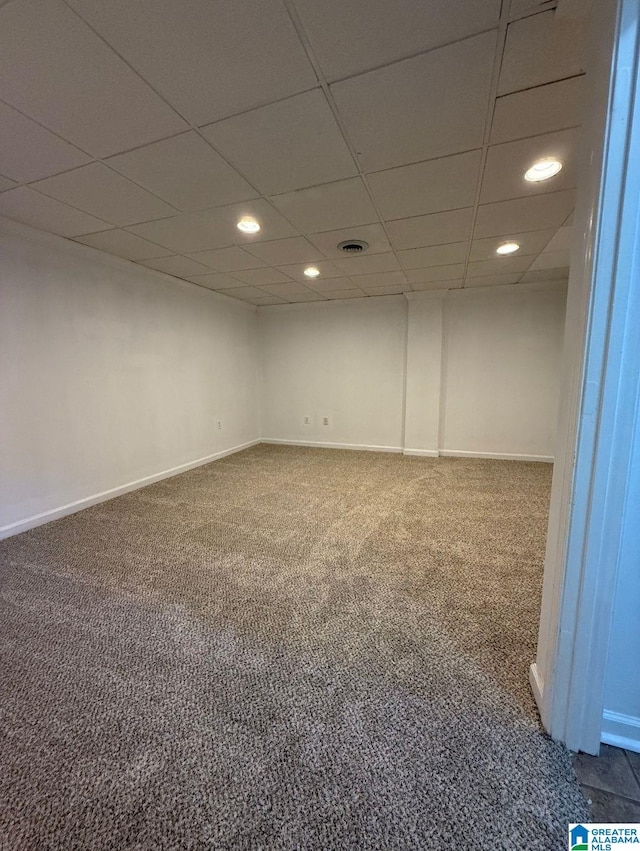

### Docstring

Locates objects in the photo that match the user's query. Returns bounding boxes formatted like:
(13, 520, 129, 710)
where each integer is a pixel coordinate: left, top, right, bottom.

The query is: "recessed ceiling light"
(524, 157, 563, 183)
(237, 216, 260, 233)
(496, 241, 520, 255)
(304, 266, 320, 278)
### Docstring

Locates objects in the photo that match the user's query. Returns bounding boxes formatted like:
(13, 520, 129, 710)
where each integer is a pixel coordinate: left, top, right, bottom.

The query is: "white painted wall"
(259, 296, 408, 451)
(0, 218, 260, 537)
(404, 292, 444, 457)
(1, 217, 567, 542)
(259, 283, 566, 460)
(442, 284, 567, 460)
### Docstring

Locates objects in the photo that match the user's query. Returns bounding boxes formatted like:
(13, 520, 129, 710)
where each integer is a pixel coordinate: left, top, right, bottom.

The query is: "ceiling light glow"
(237, 216, 260, 233)
(496, 241, 520, 255)
(304, 266, 320, 278)
(524, 157, 563, 183)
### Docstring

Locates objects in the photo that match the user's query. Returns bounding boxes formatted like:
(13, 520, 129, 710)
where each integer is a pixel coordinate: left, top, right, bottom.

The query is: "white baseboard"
(529, 662, 545, 723)
(440, 449, 554, 462)
(0, 439, 261, 541)
(260, 441, 552, 461)
(261, 438, 403, 453)
(1, 439, 554, 540)
(601, 710, 640, 753)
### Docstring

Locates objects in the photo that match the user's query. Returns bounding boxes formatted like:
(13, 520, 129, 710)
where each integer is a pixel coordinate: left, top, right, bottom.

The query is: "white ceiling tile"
(217, 286, 266, 300)
(287, 292, 328, 302)
(332, 31, 496, 172)
(463, 272, 523, 287)
(466, 255, 533, 277)
(334, 252, 400, 276)
(529, 248, 572, 270)
(0, 101, 92, 182)
(252, 296, 288, 305)
(261, 282, 315, 297)
(0, 186, 107, 236)
(33, 163, 177, 226)
(307, 224, 391, 258)
(185, 247, 269, 272)
(469, 229, 555, 261)
(186, 273, 245, 289)
(245, 237, 324, 266)
(405, 264, 465, 283)
(232, 268, 293, 286)
(0, 0, 187, 158)
(320, 270, 407, 289)
(128, 199, 298, 253)
(74, 228, 173, 260)
(490, 76, 585, 144)
(498, 10, 586, 95)
(137, 255, 211, 277)
(368, 150, 481, 220)
(480, 128, 578, 204)
(270, 178, 378, 234)
(386, 208, 474, 251)
(0, 1, 586, 281)
(325, 289, 368, 299)
(398, 242, 467, 270)
(508, 0, 556, 20)
(277, 261, 346, 283)
(363, 284, 407, 295)
(128, 213, 233, 254)
(474, 190, 575, 238)
(65, 0, 317, 126)
(307, 277, 358, 292)
(202, 91, 356, 195)
(107, 132, 258, 212)
(411, 279, 463, 291)
(520, 267, 569, 282)
(543, 225, 573, 254)
(293, 0, 501, 82)
(554, 0, 593, 21)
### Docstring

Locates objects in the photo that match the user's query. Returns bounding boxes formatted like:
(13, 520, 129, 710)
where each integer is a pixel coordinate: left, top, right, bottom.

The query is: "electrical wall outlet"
(304, 416, 311, 425)
(323, 416, 329, 426)
(216, 419, 222, 430)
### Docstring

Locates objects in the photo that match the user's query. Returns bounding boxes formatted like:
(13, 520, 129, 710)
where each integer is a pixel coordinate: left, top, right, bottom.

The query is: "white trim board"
(262, 441, 553, 462)
(529, 662, 545, 724)
(439, 449, 554, 462)
(533, 0, 640, 755)
(0, 439, 261, 541)
(261, 438, 403, 453)
(602, 710, 640, 754)
(3, 439, 555, 541)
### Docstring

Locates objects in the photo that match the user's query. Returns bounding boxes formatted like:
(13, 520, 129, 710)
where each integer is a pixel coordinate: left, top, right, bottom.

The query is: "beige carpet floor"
(0, 444, 588, 849)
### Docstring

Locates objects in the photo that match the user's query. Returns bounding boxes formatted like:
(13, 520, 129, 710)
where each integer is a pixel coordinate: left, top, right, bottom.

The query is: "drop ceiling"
(0, 0, 586, 306)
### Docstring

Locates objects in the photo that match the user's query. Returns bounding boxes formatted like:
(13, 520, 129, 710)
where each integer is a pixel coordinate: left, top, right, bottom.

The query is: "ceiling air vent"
(338, 239, 369, 253)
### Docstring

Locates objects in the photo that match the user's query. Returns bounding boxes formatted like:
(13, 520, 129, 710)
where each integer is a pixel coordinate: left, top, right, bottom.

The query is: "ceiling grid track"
(0, 0, 582, 304)
(280, 0, 408, 289)
(460, 2, 512, 288)
(60, 0, 342, 304)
